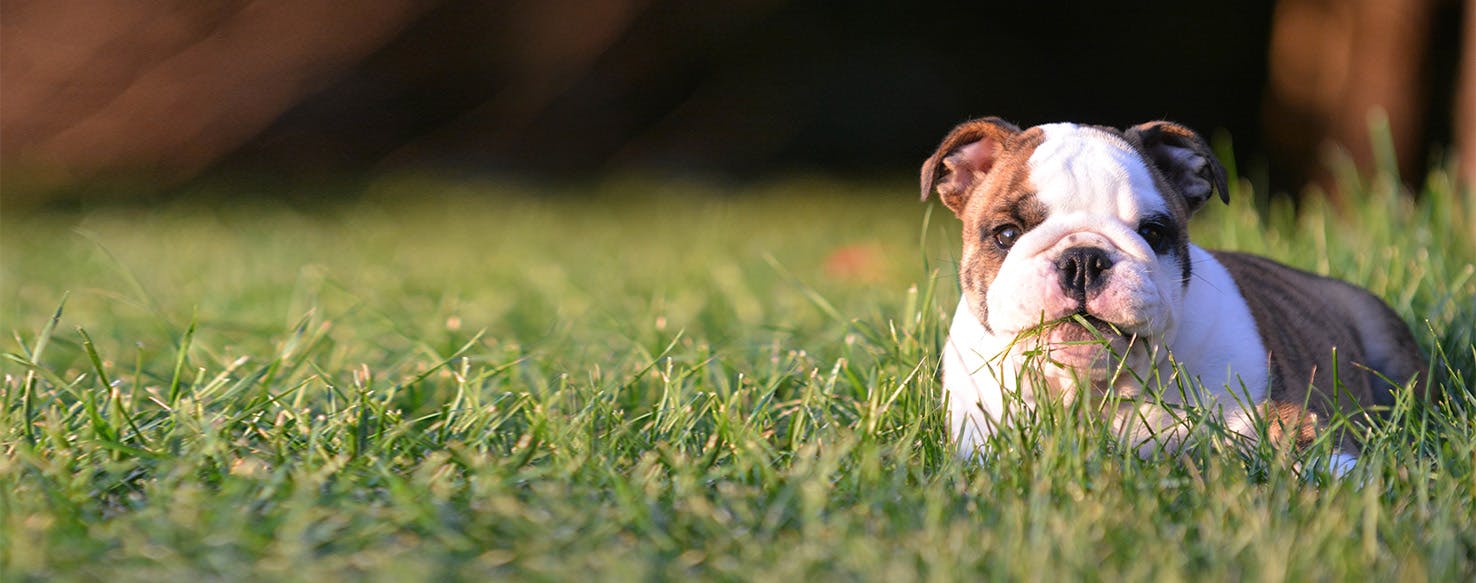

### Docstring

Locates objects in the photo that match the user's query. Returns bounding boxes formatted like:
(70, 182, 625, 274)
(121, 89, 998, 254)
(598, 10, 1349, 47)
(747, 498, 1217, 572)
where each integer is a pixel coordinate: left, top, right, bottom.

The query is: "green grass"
(3, 169, 1474, 581)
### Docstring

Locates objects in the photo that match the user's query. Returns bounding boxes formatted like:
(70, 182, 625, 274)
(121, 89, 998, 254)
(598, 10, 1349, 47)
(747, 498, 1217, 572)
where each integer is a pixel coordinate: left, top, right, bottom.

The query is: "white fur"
(945, 246, 1269, 454)
(944, 124, 1272, 457)
(982, 126, 1182, 342)
(1031, 124, 1169, 221)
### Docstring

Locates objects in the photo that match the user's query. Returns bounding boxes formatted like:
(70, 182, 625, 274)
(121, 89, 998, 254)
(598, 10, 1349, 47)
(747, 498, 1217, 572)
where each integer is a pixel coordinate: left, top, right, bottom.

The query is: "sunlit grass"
(2, 170, 1473, 580)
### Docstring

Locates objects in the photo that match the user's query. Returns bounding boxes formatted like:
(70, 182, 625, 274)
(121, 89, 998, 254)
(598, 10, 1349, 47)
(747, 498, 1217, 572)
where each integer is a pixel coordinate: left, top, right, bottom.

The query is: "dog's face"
(922, 119, 1228, 377)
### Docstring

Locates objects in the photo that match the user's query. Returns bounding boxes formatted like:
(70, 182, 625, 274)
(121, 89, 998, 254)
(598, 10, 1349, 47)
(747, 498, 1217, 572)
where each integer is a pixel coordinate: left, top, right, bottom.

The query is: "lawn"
(3, 168, 1474, 580)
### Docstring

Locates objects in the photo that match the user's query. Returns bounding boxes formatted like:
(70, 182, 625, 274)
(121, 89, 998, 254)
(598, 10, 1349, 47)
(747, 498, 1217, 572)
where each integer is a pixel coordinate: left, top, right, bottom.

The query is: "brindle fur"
(1213, 251, 1427, 450)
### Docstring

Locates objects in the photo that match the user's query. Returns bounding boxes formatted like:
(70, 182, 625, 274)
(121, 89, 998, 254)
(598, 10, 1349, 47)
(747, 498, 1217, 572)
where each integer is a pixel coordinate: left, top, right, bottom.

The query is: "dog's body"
(923, 119, 1425, 470)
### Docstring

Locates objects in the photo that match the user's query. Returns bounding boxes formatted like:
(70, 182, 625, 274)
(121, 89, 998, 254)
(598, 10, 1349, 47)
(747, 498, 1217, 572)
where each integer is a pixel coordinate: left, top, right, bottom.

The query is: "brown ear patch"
(1124, 121, 1229, 214)
(946, 127, 1046, 331)
(920, 117, 1021, 216)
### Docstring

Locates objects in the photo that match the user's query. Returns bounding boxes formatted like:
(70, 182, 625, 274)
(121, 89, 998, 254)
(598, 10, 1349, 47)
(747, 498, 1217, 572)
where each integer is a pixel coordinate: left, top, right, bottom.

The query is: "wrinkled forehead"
(1026, 123, 1170, 220)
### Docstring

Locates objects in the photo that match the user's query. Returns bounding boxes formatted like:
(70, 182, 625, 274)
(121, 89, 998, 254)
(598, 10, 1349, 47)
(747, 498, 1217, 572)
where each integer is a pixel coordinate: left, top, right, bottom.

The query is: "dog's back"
(1212, 250, 1426, 426)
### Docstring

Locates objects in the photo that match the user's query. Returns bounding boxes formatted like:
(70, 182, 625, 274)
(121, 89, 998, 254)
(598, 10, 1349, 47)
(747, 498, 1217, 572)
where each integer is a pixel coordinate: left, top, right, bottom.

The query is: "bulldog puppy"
(921, 117, 1426, 473)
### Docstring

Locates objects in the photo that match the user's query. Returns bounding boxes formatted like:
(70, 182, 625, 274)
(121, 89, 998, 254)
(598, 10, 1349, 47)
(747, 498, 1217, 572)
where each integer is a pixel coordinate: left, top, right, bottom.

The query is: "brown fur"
(920, 117, 1021, 213)
(1213, 251, 1426, 451)
(922, 125, 1047, 329)
(1123, 121, 1230, 212)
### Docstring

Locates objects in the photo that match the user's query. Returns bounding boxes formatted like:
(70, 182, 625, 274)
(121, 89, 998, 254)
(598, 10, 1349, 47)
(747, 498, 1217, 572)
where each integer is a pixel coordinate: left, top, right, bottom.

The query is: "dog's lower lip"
(1066, 314, 1122, 336)
(1043, 315, 1134, 370)
(1077, 314, 1110, 328)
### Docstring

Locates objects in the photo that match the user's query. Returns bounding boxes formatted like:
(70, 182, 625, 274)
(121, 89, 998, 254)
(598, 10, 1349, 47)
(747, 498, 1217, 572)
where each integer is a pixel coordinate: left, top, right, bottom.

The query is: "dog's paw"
(1324, 452, 1358, 479)
(1297, 451, 1362, 485)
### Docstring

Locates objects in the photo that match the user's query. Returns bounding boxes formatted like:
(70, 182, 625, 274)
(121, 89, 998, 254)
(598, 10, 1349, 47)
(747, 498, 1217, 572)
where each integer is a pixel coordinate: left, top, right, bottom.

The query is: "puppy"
(921, 118, 1426, 472)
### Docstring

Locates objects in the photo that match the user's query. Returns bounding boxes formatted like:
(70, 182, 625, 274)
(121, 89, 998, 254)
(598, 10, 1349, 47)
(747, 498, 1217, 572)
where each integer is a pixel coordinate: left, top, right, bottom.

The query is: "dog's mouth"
(1050, 313, 1126, 343)
(1013, 312, 1130, 343)
(1033, 312, 1137, 371)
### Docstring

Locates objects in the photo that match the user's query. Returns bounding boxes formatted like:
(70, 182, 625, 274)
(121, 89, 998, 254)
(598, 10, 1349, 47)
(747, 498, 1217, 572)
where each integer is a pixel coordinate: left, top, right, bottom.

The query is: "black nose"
(1056, 247, 1114, 297)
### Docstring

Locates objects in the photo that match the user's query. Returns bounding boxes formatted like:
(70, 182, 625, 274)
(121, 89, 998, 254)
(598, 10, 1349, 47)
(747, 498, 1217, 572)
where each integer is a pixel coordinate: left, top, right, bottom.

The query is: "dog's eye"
(1137, 221, 1172, 253)
(992, 224, 1022, 250)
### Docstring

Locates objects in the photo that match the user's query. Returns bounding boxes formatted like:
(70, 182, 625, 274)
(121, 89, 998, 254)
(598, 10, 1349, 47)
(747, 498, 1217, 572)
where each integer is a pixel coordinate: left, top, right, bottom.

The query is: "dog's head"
(922, 118, 1228, 376)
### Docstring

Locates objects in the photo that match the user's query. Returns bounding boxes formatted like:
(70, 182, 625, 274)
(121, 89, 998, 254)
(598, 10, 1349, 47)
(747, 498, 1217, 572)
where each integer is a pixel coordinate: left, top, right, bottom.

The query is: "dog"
(920, 117, 1426, 473)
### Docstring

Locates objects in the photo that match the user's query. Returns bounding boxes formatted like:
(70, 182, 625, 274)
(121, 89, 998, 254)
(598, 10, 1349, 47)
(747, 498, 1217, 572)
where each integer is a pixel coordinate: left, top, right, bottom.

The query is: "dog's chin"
(1043, 318, 1133, 373)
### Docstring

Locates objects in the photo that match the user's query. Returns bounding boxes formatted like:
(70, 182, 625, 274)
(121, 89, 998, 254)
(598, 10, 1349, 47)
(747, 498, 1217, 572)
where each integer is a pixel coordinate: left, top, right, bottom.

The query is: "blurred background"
(2, 0, 1472, 206)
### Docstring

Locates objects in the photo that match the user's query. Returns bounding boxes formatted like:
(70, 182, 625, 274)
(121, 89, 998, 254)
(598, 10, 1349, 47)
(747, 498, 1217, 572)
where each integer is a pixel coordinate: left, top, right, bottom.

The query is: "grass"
(2, 167, 1474, 581)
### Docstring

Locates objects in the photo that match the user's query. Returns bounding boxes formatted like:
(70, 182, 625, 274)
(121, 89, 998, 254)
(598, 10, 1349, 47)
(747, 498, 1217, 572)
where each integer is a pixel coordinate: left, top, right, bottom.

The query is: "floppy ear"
(920, 117, 1021, 216)
(1124, 121, 1229, 213)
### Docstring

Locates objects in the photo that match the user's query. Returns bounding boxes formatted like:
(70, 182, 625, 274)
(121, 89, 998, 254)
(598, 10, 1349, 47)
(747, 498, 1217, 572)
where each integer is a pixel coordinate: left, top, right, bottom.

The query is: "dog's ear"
(920, 117, 1020, 216)
(1124, 121, 1229, 213)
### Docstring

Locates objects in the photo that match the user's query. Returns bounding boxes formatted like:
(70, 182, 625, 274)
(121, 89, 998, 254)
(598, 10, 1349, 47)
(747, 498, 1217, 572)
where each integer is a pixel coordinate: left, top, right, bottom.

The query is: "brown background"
(2, 0, 1470, 204)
